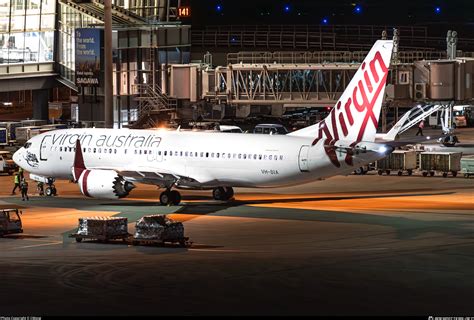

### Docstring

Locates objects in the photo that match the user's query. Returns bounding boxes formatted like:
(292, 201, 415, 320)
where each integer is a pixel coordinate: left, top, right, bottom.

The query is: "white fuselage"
(13, 128, 384, 189)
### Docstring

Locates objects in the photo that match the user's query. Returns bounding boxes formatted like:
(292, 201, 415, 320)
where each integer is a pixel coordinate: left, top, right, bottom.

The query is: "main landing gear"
(212, 187, 234, 201)
(159, 187, 235, 206)
(160, 189, 181, 206)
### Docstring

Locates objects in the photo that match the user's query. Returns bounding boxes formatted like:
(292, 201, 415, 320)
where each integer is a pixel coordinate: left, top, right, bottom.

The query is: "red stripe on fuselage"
(81, 170, 91, 198)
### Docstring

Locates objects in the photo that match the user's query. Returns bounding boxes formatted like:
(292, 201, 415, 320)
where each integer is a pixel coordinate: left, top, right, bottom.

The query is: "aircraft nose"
(13, 148, 22, 165)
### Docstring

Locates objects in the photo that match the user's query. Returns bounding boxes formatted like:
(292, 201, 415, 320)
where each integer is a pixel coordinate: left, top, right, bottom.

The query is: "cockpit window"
(24, 142, 32, 149)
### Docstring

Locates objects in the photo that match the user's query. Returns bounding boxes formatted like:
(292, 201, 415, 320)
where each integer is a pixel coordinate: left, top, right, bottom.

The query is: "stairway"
(129, 84, 178, 129)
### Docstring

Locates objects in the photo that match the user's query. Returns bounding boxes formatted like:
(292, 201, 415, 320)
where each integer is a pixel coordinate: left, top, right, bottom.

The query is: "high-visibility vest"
(14, 175, 19, 184)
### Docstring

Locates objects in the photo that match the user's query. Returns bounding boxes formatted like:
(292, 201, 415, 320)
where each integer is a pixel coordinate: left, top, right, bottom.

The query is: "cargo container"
(15, 126, 41, 144)
(0, 128, 7, 146)
(0, 121, 22, 142)
(460, 155, 474, 178)
(419, 152, 462, 177)
(375, 150, 417, 176)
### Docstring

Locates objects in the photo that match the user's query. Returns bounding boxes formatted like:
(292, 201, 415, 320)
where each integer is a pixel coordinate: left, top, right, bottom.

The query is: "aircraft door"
(298, 145, 310, 172)
(40, 135, 51, 161)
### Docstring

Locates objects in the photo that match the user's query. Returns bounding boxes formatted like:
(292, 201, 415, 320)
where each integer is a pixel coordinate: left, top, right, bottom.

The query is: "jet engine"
(77, 169, 135, 200)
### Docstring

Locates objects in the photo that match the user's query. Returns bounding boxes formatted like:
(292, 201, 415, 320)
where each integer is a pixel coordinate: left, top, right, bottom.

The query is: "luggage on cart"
(133, 215, 186, 246)
(70, 216, 129, 242)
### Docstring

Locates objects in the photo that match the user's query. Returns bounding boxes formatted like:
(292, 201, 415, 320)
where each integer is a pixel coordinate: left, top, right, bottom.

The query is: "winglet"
(72, 139, 87, 182)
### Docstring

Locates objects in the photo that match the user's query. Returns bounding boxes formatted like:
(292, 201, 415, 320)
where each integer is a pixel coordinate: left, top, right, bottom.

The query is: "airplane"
(13, 40, 396, 206)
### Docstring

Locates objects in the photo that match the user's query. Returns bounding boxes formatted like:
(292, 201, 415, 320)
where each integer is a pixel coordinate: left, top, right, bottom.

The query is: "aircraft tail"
(288, 40, 394, 144)
(72, 139, 87, 182)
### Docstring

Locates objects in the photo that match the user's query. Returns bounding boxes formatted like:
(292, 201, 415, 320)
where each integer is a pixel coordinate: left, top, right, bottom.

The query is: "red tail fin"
(72, 139, 86, 182)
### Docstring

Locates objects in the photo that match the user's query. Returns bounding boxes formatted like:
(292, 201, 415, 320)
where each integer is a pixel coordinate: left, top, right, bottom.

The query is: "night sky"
(187, 0, 474, 34)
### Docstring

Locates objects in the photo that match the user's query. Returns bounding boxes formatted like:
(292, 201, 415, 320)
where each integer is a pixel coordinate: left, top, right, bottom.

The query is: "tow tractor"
(0, 208, 23, 237)
(0, 151, 17, 175)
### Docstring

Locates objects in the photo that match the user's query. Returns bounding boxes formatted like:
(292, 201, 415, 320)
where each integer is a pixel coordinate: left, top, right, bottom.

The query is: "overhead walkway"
(59, 0, 147, 25)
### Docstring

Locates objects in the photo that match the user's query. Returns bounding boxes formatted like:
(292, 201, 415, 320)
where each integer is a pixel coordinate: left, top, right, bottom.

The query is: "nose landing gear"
(212, 187, 234, 201)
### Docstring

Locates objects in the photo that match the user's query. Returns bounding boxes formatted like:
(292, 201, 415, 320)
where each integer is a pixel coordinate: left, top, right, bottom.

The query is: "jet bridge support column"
(32, 89, 49, 121)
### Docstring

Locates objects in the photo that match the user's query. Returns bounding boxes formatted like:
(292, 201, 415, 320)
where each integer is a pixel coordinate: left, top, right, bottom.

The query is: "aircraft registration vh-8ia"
(13, 40, 395, 206)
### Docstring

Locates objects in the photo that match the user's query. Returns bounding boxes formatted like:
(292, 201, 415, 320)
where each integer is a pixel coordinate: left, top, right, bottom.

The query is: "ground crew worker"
(415, 119, 425, 136)
(11, 173, 20, 195)
(18, 167, 24, 179)
(20, 178, 29, 201)
(37, 181, 44, 196)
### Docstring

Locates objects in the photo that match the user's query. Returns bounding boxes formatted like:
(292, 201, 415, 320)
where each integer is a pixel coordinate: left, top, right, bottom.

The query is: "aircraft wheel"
(377, 170, 383, 176)
(212, 187, 227, 201)
(385, 170, 391, 176)
(160, 191, 172, 206)
(422, 172, 428, 177)
(442, 172, 448, 178)
(224, 187, 234, 200)
(430, 171, 435, 177)
(170, 190, 181, 205)
(397, 171, 403, 176)
(452, 171, 458, 178)
(45, 187, 54, 197)
(407, 169, 413, 176)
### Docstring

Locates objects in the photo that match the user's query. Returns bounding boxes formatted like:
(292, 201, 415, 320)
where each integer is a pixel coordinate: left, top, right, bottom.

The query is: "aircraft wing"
(86, 165, 201, 187)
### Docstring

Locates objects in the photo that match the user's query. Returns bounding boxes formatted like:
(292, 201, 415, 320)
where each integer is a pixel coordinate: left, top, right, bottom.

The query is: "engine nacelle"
(77, 169, 135, 200)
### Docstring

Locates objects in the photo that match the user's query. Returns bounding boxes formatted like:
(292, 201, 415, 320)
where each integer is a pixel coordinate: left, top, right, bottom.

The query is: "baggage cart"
(375, 150, 417, 176)
(69, 216, 129, 243)
(461, 155, 474, 178)
(132, 214, 189, 247)
(419, 152, 462, 178)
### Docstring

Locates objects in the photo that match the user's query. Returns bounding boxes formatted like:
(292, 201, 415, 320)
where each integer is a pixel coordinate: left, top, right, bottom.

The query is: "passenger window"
(93, 148, 96, 153)
(144, 150, 147, 155)
(269, 155, 272, 160)
(114, 149, 117, 154)
(60, 147, 62, 152)
(253, 154, 257, 160)
(195, 152, 198, 157)
(264, 155, 267, 160)
(211, 153, 214, 158)
(158, 151, 161, 156)
(200, 152, 204, 157)
(274, 154, 278, 160)
(206, 152, 209, 158)
(228, 153, 231, 158)
(238, 154, 242, 159)
(243, 154, 246, 159)
(164, 151, 168, 156)
(280, 155, 283, 160)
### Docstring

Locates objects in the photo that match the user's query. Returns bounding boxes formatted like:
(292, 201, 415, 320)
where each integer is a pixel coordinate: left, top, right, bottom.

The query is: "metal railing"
(131, 83, 177, 127)
(227, 50, 448, 65)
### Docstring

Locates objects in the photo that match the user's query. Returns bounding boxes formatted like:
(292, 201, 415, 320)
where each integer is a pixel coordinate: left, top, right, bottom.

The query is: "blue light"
(284, 5, 291, 13)
(322, 17, 329, 25)
(216, 4, 222, 12)
(435, 6, 441, 14)
(354, 5, 362, 14)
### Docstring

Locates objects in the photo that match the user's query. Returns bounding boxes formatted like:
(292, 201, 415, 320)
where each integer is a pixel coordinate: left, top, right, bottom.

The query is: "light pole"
(104, 0, 113, 128)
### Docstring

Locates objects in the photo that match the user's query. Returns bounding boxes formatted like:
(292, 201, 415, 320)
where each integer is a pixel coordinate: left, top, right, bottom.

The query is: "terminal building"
(1, 0, 474, 130)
